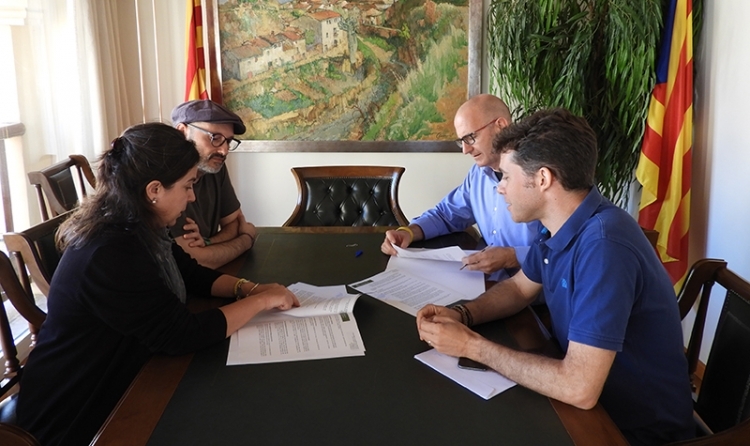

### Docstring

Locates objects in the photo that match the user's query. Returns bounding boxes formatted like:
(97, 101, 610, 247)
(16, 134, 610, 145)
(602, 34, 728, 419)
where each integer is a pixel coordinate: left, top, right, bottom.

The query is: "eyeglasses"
(187, 123, 241, 151)
(454, 118, 499, 148)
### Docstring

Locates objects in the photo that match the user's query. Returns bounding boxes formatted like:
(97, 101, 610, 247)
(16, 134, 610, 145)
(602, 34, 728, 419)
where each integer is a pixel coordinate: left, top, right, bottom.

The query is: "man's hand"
(461, 246, 519, 274)
(182, 218, 206, 247)
(381, 229, 413, 255)
(417, 305, 482, 357)
(416, 304, 461, 328)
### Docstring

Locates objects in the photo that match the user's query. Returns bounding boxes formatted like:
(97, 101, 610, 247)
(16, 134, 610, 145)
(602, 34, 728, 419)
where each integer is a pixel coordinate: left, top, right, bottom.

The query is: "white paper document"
(227, 283, 365, 365)
(386, 255, 485, 300)
(392, 245, 467, 262)
(415, 349, 516, 400)
(348, 269, 467, 316)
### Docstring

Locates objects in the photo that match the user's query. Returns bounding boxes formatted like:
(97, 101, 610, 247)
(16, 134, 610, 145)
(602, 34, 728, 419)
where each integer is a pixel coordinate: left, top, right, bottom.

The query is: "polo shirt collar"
(544, 187, 602, 251)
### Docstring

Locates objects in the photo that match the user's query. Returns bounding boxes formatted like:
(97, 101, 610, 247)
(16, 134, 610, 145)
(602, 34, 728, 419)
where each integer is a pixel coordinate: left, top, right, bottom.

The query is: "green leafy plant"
(488, 0, 664, 204)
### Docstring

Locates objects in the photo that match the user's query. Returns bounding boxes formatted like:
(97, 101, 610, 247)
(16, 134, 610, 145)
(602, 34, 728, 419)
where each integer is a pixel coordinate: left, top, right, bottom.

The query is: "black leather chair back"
(694, 288, 750, 432)
(674, 259, 750, 437)
(4, 211, 71, 299)
(27, 154, 96, 221)
(283, 166, 409, 227)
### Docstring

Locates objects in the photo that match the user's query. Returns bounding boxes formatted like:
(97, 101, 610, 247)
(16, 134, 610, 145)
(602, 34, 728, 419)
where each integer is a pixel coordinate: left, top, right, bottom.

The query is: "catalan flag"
(184, 0, 208, 101)
(635, 0, 693, 292)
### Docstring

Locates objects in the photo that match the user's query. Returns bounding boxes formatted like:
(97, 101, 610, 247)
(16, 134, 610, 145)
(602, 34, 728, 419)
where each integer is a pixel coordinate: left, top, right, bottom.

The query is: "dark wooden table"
(91, 227, 626, 446)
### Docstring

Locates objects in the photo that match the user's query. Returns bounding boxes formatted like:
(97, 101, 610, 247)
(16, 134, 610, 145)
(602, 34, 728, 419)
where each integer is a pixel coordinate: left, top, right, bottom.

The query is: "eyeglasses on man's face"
(187, 123, 241, 151)
(454, 118, 499, 148)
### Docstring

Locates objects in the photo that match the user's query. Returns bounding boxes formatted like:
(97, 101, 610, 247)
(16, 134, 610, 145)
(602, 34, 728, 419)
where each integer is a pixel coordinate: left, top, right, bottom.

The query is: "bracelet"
(233, 278, 249, 298)
(396, 226, 414, 240)
(451, 304, 474, 326)
(247, 232, 256, 245)
(237, 282, 261, 301)
(451, 305, 467, 324)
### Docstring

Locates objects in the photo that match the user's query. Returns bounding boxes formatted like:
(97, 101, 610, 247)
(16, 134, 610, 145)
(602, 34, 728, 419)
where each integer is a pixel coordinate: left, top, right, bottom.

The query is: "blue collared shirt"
(412, 164, 542, 281)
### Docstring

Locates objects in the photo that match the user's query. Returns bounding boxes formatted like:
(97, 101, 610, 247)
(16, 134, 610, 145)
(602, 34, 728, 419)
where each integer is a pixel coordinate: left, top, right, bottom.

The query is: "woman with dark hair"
(16, 123, 298, 446)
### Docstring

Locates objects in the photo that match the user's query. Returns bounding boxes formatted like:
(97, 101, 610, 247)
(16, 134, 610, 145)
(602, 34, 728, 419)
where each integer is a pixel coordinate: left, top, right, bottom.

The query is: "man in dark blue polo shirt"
(416, 108, 694, 446)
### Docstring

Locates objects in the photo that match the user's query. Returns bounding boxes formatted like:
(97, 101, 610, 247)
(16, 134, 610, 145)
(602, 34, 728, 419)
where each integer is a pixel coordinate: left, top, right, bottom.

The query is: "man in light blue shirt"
(381, 94, 541, 281)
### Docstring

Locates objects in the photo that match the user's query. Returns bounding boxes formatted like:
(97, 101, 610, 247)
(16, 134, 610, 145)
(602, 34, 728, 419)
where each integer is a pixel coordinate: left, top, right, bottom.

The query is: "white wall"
(689, 1, 750, 362)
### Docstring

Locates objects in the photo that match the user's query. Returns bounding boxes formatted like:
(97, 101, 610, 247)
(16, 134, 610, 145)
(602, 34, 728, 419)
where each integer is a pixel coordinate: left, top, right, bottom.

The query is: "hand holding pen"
(460, 244, 492, 270)
(460, 245, 520, 274)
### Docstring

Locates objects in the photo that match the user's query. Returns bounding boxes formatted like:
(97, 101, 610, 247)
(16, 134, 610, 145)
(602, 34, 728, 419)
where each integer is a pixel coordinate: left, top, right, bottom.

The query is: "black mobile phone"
(457, 356, 489, 371)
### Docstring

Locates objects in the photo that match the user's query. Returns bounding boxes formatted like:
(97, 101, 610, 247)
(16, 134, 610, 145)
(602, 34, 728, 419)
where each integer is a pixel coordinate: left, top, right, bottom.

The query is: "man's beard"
(198, 154, 225, 174)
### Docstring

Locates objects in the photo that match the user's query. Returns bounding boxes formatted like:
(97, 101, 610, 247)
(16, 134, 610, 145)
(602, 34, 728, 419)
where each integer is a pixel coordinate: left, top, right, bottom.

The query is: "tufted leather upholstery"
(283, 166, 409, 227)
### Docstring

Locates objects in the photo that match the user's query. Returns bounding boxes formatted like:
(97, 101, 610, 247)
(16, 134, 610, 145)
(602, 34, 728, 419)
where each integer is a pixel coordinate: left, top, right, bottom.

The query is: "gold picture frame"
(202, 0, 482, 152)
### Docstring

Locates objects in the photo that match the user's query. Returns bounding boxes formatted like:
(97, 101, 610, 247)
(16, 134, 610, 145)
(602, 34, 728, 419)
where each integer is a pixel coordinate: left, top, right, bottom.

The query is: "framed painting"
(202, 0, 482, 152)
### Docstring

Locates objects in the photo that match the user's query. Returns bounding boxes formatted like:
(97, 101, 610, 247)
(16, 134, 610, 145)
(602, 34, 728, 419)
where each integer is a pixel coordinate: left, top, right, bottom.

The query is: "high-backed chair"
(3, 211, 71, 300)
(283, 166, 409, 227)
(0, 250, 46, 437)
(666, 259, 750, 443)
(27, 154, 96, 221)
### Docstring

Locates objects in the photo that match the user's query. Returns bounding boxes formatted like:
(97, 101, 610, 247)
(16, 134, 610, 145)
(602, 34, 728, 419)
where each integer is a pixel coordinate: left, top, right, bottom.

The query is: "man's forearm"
(468, 338, 614, 410)
(408, 224, 425, 242)
(210, 218, 240, 244)
(180, 233, 252, 269)
(465, 278, 535, 325)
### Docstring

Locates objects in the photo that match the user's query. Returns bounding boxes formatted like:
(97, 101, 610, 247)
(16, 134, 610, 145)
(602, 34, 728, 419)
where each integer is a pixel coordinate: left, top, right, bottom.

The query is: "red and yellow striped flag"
(636, 0, 693, 292)
(184, 0, 208, 101)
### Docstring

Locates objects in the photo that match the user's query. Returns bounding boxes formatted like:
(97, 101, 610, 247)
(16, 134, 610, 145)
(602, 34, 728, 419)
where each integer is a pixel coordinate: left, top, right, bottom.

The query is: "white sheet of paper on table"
(415, 349, 516, 400)
(348, 269, 467, 316)
(386, 255, 486, 302)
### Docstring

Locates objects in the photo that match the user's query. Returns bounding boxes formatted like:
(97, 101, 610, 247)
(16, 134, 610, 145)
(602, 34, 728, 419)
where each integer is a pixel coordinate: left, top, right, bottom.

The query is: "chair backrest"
(641, 227, 658, 251)
(675, 259, 750, 435)
(0, 250, 46, 404)
(27, 154, 96, 221)
(3, 211, 71, 299)
(283, 166, 409, 227)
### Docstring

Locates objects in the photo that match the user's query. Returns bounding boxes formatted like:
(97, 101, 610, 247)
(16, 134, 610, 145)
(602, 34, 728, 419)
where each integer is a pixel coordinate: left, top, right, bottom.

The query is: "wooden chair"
(3, 211, 71, 300)
(28, 154, 96, 221)
(283, 166, 409, 227)
(0, 250, 46, 438)
(0, 423, 40, 446)
(666, 259, 750, 443)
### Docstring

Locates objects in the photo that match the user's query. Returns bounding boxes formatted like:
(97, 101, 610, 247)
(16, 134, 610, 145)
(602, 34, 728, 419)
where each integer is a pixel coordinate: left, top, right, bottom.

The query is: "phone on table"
(457, 356, 489, 371)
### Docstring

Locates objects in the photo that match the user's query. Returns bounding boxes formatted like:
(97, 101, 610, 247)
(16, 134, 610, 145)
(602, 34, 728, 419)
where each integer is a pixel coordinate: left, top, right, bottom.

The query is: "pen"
(459, 245, 492, 270)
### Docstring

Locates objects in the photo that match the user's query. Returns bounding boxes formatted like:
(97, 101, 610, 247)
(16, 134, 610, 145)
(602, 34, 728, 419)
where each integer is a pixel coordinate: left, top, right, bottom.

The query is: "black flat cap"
(171, 100, 246, 135)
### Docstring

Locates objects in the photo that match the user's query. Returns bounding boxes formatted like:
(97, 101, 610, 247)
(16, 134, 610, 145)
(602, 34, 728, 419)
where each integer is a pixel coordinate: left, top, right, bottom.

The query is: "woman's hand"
(254, 284, 299, 311)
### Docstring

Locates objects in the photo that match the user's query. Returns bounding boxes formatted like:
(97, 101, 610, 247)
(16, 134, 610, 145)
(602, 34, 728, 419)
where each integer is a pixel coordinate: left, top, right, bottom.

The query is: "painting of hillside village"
(218, 0, 470, 141)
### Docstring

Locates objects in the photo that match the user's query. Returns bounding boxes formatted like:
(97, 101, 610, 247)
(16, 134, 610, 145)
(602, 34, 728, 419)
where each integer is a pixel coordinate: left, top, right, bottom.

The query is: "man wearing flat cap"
(170, 99, 256, 269)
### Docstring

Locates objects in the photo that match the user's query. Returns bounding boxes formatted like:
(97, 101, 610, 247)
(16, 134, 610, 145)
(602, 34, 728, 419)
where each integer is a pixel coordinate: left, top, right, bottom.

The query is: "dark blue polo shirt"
(523, 188, 694, 446)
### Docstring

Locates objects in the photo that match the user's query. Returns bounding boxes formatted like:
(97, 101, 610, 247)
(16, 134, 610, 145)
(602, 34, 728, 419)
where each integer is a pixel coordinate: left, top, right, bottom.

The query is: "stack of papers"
(227, 283, 365, 365)
(348, 246, 486, 316)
